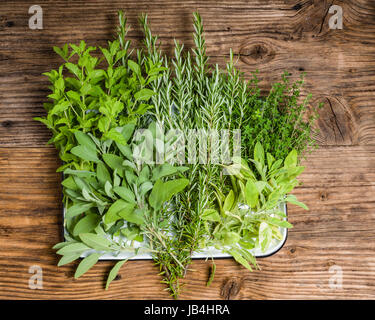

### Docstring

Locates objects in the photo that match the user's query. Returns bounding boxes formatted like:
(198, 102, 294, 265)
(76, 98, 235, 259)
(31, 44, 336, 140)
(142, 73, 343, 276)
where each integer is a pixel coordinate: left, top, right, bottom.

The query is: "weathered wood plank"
(1, 145, 375, 299)
(1, 0, 375, 300)
(0, 0, 375, 146)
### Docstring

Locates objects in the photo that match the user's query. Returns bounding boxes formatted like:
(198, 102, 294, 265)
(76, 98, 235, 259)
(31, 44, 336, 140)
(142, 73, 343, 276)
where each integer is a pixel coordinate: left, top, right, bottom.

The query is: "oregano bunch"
(201, 142, 307, 280)
(35, 11, 166, 172)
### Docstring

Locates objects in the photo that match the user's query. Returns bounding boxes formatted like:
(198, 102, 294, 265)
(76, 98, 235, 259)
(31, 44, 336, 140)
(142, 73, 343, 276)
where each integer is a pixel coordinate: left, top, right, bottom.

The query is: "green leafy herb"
(74, 252, 101, 279)
(202, 144, 307, 269)
(105, 259, 128, 290)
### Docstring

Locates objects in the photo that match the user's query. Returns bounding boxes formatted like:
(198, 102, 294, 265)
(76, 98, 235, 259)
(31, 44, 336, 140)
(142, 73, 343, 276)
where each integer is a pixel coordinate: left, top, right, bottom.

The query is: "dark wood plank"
(1, 0, 375, 300)
(1, 146, 375, 299)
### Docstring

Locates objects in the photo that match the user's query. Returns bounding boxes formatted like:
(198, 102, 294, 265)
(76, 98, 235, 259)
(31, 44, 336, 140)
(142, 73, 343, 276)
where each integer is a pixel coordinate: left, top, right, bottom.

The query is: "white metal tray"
(62, 203, 288, 259)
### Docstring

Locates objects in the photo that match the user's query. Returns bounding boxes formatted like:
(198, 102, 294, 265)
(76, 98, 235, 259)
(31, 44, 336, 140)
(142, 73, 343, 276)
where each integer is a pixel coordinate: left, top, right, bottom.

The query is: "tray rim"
(61, 201, 289, 260)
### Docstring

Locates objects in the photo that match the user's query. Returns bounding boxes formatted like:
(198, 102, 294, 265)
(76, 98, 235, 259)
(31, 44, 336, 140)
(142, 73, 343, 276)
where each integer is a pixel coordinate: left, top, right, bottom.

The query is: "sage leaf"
(65, 189, 82, 202)
(73, 214, 100, 236)
(103, 154, 124, 173)
(56, 243, 90, 255)
(125, 171, 137, 185)
(79, 233, 112, 251)
(82, 188, 96, 201)
(113, 186, 136, 203)
(96, 162, 112, 185)
(52, 241, 71, 250)
(122, 160, 137, 171)
(254, 181, 267, 193)
(104, 181, 114, 198)
(104, 128, 127, 145)
(74, 252, 101, 279)
(266, 152, 275, 168)
(149, 178, 189, 210)
(267, 217, 293, 228)
(118, 207, 143, 225)
(61, 176, 78, 190)
(120, 123, 135, 142)
(121, 226, 143, 242)
(64, 168, 96, 178)
(116, 143, 133, 159)
(223, 232, 240, 245)
(161, 178, 189, 203)
(140, 181, 153, 196)
(286, 166, 305, 180)
(72, 175, 89, 189)
(71, 145, 99, 162)
(270, 159, 283, 172)
(58, 253, 82, 267)
(149, 180, 164, 210)
(113, 170, 121, 187)
(285, 194, 308, 210)
(66, 202, 93, 219)
(151, 163, 178, 181)
(104, 199, 134, 224)
(74, 131, 97, 151)
(105, 259, 127, 290)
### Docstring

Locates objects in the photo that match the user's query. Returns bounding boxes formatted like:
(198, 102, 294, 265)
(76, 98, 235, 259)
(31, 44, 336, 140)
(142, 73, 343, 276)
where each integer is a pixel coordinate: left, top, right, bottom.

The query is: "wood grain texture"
(1, 0, 375, 147)
(0, 0, 375, 299)
(1, 146, 375, 299)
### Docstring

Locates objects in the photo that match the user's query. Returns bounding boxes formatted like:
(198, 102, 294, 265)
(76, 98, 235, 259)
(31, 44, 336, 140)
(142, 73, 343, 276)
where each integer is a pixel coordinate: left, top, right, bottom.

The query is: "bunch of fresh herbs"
(35, 11, 165, 172)
(239, 72, 322, 161)
(201, 142, 307, 280)
(35, 10, 320, 299)
(36, 12, 190, 292)
(139, 12, 319, 295)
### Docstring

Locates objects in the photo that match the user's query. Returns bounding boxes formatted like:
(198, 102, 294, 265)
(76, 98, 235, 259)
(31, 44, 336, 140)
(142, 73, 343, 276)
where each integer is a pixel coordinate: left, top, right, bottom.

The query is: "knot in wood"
(221, 278, 242, 300)
(240, 41, 275, 65)
(319, 191, 328, 201)
(2, 120, 13, 128)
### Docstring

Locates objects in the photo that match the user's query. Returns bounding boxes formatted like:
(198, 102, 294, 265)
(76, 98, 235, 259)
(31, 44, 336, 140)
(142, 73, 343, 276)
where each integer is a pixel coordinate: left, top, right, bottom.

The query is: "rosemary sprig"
(140, 12, 234, 296)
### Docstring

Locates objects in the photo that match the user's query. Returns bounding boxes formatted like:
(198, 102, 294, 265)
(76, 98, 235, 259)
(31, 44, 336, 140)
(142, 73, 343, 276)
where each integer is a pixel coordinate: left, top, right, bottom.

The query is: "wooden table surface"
(1, 0, 375, 300)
